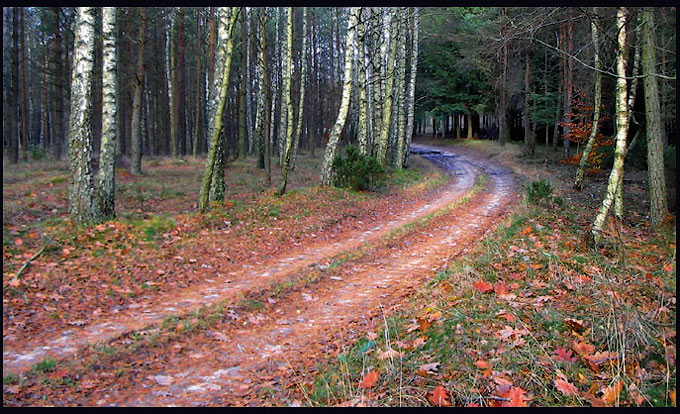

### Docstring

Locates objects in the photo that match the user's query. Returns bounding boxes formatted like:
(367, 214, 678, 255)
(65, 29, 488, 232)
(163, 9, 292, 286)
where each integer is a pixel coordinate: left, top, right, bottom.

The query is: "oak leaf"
(358, 370, 379, 389)
(601, 380, 623, 406)
(572, 341, 595, 357)
(494, 282, 510, 295)
(473, 280, 493, 293)
(427, 385, 452, 407)
(554, 378, 579, 396)
(564, 318, 586, 331)
(499, 386, 530, 407)
(554, 346, 578, 363)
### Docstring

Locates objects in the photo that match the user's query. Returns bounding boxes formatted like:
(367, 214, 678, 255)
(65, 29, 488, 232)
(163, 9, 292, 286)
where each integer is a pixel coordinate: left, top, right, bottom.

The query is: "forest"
(2, 6, 676, 407)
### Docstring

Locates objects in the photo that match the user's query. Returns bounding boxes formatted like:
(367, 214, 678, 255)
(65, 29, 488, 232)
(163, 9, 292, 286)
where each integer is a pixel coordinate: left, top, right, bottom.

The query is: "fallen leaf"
(377, 347, 402, 360)
(149, 375, 174, 386)
(554, 346, 578, 363)
(585, 351, 618, 366)
(5, 385, 20, 394)
(499, 386, 530, 407)
(496, 310, 516, 322)
(15, 238, 23, 246)
(554, 378, 579, 396)
(474, 360, 489, 370)
(669, 389, 675, 406)
(358, 370, 379, 389)
(427, 385, 452, 407)
(418, 362, 440, 375)
(428, 310, 444, 322)
(494, 282, 510, 295)
(572, 341, 595, 357)
(582, 393, 606, 407)
(520, 226, 533, 236)
(602, 380, 623, 406)
(564, 318, 586, 331)
(473, 280, 494, 293)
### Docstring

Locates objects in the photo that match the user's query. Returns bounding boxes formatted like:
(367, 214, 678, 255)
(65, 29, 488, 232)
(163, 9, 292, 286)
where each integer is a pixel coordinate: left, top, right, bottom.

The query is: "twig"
(9, 234, 53, 284)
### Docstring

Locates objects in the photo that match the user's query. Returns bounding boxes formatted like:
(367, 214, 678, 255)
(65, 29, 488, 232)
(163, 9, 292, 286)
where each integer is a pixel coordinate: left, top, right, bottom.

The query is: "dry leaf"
(358, 370, 379, 389)
(473, 280, 494, 293)
(554, 378, 579, 396)
(564, 318, 586, 331)
(602, 380, 623, 406)
(427, 385, 452, 407)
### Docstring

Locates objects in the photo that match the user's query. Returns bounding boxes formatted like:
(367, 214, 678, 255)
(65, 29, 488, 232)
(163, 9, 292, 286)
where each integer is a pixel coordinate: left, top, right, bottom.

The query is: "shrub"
(332, 146, 385, 191)
(526, 179, 554, 205)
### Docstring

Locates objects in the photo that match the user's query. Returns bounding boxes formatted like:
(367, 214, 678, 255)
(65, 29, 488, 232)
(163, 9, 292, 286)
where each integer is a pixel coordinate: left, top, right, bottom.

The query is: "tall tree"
(19, 7, 29, 160)
(130, 8, 146, 175)
(238, 7, 248, 159)
(276, 7, 296, 196)
(640, 7, 669, 227)
(255, 7, 272, 187)
(290, 7, 308, 172)
(199, 7, 238, 212)
(592, 7, 630, 244)
(320, 7, 358, 185)
(7, 8, 19, 164)
(97, 7, 117, 219)
(376, 9, 398, 165)
(403, 7, 419, 168)
(574, 9, 602, 191)
(68, 7, 98, 225)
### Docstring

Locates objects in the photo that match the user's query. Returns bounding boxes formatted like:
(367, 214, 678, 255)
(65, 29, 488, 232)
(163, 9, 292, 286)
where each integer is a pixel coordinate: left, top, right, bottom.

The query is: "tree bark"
(97, 7, 118, 219)
(19, 7, 29, 160)
(199, 7, 238, 212)
(130, 8, 146, 175)
(320, 7, 358, 186)
(68, 7, 98, 225)
(574, 9, 602, 191)
(640, 8, 669, 227)
(592, 7, 630, 244)
(290, 8, 308, 172)
(403, 8, 419, 168)
(376, 9, 398, 165)
(276, 7, 298, 196)
(238, 7, 248, 159)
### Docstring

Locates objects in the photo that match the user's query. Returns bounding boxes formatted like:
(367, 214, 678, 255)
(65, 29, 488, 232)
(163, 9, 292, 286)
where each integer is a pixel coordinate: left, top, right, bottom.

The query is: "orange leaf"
(554, 378, 579, 396)
(15, 238, 23, 246)
(564, 318, 586, 331)
(602, 380, 623, 406)
(519, 226, 533, 236)
(669, 389, 676, 406)
(427, 385, 452, 407)
(358, 370, 379, 389)
(494, 282, 510, 295)
(572, 341, 595, 357)
(499, 386, 530, 407)
(496, 310, 516, 322)
(473, 280, 493, 293)
(474, 360, 489, 370)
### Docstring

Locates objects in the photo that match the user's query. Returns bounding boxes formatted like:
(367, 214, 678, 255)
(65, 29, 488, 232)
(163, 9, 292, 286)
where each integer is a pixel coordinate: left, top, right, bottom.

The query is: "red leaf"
(427, 385, 452, 407)
(554, 346, 578, 363)
(572, 341, 595, 357)
(602, 380, 623, 406)
(473, 280, 493, 293)
(494, 282, 510, 295)
(554, 378, 579, 396)
(499, 386, 530, 407)
(358, 370, 379, 389)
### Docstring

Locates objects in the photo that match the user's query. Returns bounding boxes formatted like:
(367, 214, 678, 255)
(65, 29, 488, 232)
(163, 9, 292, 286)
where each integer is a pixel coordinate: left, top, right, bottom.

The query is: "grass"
(302, 139, 676, 407)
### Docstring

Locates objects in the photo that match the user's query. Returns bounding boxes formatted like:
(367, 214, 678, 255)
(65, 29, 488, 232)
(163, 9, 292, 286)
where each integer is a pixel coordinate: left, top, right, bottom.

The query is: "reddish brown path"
(64, 144, 517, 406)
(3, 145, 491, 376)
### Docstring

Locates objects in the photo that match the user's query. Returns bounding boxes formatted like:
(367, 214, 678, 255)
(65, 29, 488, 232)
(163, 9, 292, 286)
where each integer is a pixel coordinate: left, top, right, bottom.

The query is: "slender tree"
(403, 7, 419, 168)
(320, 7, 358, 185)
(130, 8, 146, 175)
(290, 8, 308, 172)
(277, 7, 296, 196)
(199, 7, 238, 212)
(592, 7, 630, 244)
(574, 9, 602, 191)
(97, 7, 118, 219)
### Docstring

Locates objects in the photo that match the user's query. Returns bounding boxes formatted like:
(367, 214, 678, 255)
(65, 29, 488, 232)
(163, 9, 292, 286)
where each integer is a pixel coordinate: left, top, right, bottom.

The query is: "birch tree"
(68, 7, 98, 225)
(320, 7, 358, 186)
(290, 8, 308, 172)
(376, 9, 398, 166)
(403, 7, 419, 168)
(592, 7, 630, 244)
(276, 7, 296, 196)
(97, 7, 117, 219)
(573, 9, 602, 191)
(254, 7, 272, 186)
(199, 7, 238, 213)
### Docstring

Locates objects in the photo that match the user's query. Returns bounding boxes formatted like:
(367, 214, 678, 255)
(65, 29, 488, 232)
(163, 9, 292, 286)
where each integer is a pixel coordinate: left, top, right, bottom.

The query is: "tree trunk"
(376, 9, 398, 165)
(199, 7, 238, 212)
(193, 9, 202, 158)
(19, 7, 29, 160)
(238, 7, 248, 159)
(403, 8, 419, 168)
(562, 16, 574, 157)
(395, 9, 408, 169)
(277, 7, 298, 196)
(574, 9, 602, 191)
(130, 8, 146, 175)
(524, 43, 535, 155)
(7, 8, 19, 164)
(290, 8, 308, 172)
(255, 7, 271, 185)
(68, 7, 98, 225)
(356, 7, 369, 156)
(592, 7, 630, 244)
(320, 7, 358, 186)
(97, 7, 118, 219)
(641, 8, 669, 227)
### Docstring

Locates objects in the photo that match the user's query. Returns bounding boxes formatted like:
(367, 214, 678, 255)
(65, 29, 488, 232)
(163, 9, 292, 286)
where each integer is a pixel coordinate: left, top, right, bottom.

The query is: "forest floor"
(2, 139, 675, 407)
